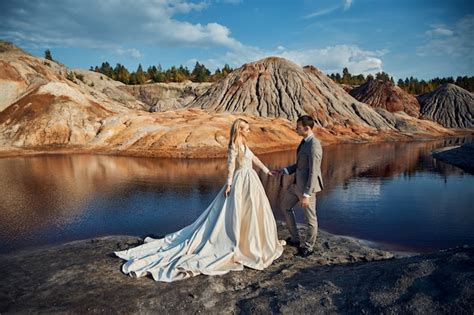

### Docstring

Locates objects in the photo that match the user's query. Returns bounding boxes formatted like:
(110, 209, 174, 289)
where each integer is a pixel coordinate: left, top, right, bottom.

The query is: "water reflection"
(0, 136, 472, 254)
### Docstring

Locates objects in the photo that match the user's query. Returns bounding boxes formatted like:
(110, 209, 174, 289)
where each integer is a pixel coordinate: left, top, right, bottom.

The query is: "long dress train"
(115, 145, 285, 282)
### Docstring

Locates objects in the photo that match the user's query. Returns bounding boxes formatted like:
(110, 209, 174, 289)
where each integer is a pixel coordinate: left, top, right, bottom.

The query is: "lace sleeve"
(226, 146, 237, 185)
(250, 149, 270, 174)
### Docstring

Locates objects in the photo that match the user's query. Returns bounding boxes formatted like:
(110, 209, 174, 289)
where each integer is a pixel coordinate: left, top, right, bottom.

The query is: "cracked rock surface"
(418, 83, 474, 129)
(1, 223, 472, 314)
(350, 79, 420, 117)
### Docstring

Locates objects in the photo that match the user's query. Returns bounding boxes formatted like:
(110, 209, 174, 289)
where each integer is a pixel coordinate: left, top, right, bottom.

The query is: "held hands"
(270, 169, 283, 176)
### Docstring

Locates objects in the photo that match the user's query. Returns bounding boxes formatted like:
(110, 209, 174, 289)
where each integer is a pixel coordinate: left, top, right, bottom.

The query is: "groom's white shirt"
(283, 133, 314, 198)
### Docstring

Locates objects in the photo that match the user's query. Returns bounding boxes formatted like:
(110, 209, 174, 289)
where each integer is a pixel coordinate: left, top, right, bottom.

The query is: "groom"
(273, 115, 324, 257)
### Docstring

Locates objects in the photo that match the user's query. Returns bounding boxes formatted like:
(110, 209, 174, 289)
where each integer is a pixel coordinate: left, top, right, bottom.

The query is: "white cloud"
(343, 0, 353, 11)
(305, 0, 354, 19)
(418, 15, 474, 58)
(425, 25, 454, 37)
(116, 48, 143, 60)
(305, 5, 340, 19)
(277, 45, 385, 75)
(197, 44, 386, 75)
(1, 0, 383, 76)
(0, 0, 243, 53)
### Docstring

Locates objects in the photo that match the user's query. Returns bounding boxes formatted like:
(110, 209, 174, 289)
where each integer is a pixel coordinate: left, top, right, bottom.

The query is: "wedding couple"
(115, 115, 324, 282)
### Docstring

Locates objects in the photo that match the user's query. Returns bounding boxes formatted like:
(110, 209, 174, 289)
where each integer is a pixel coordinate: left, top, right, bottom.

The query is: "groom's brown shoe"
(285, 237, 300, 247)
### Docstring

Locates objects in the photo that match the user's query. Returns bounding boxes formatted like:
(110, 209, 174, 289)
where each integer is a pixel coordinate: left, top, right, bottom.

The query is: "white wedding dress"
(115, 145, 285, 282)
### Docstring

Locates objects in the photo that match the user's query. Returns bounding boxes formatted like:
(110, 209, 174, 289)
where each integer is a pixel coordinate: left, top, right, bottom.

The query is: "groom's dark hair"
(297, 115, 315, 129)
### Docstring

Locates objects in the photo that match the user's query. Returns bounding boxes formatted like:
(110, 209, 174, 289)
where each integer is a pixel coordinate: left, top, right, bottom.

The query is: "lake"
(0, 137, 473, 254)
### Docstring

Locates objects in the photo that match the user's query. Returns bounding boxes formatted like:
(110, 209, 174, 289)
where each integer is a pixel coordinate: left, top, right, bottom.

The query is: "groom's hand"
(299, 196, 310, 208)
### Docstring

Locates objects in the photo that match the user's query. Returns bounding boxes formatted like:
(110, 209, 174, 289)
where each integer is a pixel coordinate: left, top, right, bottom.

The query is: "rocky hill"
(0, 81, 117, 146)
(0, 42, 301, 156)
(349, 79, 420, 117)
(187, 58, 455, 139)
(71, 69, 147, 111)
(121, 81, 212, 112)
(189, 58, 391, 130)
(0, 42, 465, 158)
(0, 40, 149, 147)
(417, 83, 473, 128)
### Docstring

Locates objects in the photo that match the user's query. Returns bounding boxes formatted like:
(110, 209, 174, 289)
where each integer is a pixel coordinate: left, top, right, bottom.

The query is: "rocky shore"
(1, 224, 472, 314)
(432, 142, 474, 174)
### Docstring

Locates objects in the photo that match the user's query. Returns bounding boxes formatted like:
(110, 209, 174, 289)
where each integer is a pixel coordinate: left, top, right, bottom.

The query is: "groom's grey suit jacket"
(286, 136, 324, 197)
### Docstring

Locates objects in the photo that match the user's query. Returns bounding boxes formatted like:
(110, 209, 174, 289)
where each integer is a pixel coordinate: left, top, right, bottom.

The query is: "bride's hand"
(270, 169, 282, 175)
(267, 171, 274, 177)
(224, 185, 231, 197)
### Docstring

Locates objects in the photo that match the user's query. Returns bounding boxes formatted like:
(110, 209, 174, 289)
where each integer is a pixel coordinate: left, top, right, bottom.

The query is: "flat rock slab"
(433, 143, 474, 174)
(0, 226, 473, 314)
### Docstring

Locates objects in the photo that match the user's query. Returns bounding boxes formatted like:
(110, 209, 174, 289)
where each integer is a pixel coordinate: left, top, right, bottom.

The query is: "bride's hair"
(228, 118, 249, 164)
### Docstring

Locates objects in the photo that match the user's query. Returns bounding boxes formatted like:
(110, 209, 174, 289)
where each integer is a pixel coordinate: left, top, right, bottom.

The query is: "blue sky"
(0, 0, 472, 80)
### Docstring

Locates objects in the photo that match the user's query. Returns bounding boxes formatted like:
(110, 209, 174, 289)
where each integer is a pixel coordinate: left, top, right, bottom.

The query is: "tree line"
(89, 61, 233, 84)
(396, 76, 474, 94)
(329, 67, 474, 94)
(329, 68, 395, 85)
(44, 49, 474, 92)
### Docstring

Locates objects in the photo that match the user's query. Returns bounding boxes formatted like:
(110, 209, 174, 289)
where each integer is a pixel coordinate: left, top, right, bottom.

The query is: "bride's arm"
(251, 151, 271, 175)
(226, 146, 237, 186)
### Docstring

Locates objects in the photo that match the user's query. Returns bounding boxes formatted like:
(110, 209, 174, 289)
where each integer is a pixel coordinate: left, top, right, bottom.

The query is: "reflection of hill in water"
(0, 138, 471, 242)
(0, 155, 229, 238)
(259, 137, 470, 213)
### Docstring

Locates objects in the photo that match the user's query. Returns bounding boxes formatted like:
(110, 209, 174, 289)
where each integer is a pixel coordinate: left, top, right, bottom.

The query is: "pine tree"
(135, 64, 146, 84)
(191, 62, 211, 82)
(342, 67, 350, 84)
(99, 62, 114, 79)
(375, 71, 391, 83)
(147, 66, 158, 81)
(222, 64, 233, 76)
(129, 73, 137, 85)
(114, 63, 130, 84)
(44, 49, 53, 61)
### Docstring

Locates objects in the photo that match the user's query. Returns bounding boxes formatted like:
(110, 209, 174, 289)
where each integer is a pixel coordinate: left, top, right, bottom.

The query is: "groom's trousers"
(281, 191, 318, 251)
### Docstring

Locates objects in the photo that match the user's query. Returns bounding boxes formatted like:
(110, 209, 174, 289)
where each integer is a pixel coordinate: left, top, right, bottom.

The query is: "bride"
(115, 118, 285, 282)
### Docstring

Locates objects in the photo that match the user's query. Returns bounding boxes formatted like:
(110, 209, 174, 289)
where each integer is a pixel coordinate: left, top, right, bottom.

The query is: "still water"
(0, 137, 473, 254)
